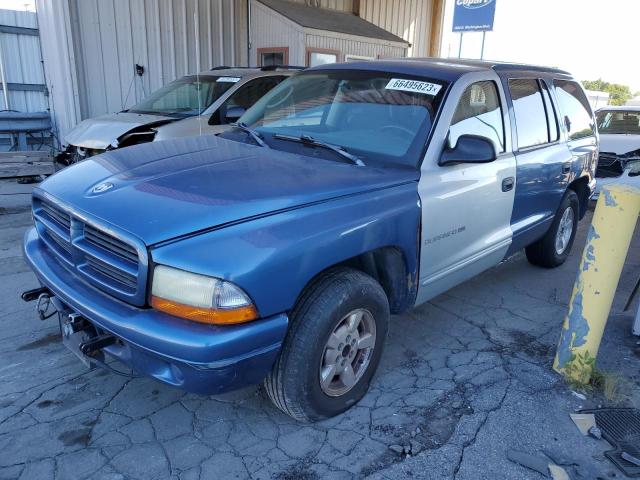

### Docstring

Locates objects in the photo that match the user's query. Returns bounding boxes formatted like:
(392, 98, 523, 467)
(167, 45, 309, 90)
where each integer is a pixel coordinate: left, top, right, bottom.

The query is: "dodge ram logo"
(91, 182, 113, 194)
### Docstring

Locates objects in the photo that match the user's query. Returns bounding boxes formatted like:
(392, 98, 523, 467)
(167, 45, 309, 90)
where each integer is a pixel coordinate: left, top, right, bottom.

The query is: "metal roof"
(258, 0, 408, 44)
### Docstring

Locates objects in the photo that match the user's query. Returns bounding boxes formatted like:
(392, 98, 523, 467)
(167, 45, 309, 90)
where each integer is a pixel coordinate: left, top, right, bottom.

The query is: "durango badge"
(91, 182, 113, 194)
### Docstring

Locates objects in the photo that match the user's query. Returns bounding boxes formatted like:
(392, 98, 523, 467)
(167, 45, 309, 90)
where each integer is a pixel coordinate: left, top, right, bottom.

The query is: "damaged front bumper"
(593, 152, 640, 200)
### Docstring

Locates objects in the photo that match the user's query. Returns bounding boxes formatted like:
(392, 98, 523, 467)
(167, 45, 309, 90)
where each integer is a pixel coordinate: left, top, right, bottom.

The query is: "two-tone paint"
(24, 59, 596, 395)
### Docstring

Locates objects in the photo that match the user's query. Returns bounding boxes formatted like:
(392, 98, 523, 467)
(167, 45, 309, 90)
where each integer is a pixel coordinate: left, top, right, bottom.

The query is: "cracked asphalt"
(1, 178, 639, 480)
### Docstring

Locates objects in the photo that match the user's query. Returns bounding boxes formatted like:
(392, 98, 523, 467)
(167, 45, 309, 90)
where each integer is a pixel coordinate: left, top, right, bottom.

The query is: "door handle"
(502, 177, 514, 192)
(562, 162, 572, 173)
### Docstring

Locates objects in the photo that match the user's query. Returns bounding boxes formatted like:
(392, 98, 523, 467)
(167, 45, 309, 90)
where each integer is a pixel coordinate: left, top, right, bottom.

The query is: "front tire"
(526, 190, 579, 268)
(264, 268, 389, 422)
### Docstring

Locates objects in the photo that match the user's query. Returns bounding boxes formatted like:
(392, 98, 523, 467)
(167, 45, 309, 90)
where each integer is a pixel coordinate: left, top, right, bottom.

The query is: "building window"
(307, 48, 340, 67)
(345, 54, 374, 62)
(258, 47, 289, 67)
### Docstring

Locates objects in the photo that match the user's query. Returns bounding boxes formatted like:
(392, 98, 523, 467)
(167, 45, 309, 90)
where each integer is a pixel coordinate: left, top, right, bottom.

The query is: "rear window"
(508, 79, 549, 149)
(596, 110, 640, 135)
(553, 80, 595, 140)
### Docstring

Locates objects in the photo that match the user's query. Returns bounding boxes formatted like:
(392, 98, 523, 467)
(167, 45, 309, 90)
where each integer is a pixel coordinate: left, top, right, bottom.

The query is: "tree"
(582, 79, 632, 106)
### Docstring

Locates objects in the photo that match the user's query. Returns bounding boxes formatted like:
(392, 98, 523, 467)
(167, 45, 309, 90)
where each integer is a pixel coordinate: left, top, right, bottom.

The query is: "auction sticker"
(217, 77, 241, 83)
(385, 78, 442, 96)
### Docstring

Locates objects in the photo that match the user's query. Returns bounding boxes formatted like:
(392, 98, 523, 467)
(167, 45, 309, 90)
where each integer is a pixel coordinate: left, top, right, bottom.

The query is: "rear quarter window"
(553, 80, 595, 140)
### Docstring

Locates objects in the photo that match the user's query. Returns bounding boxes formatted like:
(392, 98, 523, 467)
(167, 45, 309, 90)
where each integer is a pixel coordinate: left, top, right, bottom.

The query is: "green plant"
(563, 350, 596, 387)
(562, 350, 625, 402)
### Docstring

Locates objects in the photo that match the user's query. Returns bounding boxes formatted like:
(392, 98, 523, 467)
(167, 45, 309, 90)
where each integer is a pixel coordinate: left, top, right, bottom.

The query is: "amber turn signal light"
(151, 296, 258, 325)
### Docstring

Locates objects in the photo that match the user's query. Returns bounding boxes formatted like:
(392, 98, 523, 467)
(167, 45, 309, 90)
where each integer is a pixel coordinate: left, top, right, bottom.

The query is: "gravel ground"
(0, 178, 638, 480)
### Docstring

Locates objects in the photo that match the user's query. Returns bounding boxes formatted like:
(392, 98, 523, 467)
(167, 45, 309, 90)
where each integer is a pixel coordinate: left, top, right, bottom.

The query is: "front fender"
(151, 183, 421, 318)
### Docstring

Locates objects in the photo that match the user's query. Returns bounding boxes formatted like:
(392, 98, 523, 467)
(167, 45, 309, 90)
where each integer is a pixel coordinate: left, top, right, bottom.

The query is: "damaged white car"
(56, 66, 297, 167)
(594, 106, 640, 198)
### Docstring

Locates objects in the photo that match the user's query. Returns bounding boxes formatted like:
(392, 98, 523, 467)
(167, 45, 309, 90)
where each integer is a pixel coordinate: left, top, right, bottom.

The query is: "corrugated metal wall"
(361, 0, 434, 57)
(305, 32, 405, 61)
(71, 0, 247, 119)
(0, 8, 47, 112)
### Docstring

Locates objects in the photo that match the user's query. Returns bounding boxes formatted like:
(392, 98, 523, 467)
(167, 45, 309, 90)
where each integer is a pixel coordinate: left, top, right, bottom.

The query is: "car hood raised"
(599, 133, 640, 156)
(65, 112, 175, 150)
(38, 136, 419, 245)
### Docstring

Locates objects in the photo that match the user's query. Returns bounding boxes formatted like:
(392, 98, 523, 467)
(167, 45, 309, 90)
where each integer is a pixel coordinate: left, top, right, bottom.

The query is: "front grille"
(33, 197, 147, 305)
(40, 202, 71, 231)
(85, 255, 137, 290)
(596, 154, 623, 178)
(84, 224, 138, 264)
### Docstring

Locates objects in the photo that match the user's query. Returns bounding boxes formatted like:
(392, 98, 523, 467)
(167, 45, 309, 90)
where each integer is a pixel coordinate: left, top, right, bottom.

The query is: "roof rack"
(209, 66, 257, 71)
(260, 65, 306, 71)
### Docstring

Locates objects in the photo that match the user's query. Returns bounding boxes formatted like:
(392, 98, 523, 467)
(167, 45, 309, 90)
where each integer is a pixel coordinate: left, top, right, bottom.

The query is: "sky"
(441, 0, 640, 94)
(0, 0, 34, 12)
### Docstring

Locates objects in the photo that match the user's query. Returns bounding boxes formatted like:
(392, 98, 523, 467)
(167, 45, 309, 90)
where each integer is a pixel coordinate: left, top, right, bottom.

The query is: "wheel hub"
(319, 308, 377, 397)
(555, 206, 574, 255)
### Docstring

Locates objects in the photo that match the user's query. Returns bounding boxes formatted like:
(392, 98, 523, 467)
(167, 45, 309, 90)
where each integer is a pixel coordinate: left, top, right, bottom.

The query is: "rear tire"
(526, 190, 579, 268)
(264, 268, 389, 422)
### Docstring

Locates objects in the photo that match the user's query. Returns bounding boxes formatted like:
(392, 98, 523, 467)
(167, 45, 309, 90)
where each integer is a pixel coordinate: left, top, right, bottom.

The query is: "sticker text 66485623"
(385, 78, 442, 96)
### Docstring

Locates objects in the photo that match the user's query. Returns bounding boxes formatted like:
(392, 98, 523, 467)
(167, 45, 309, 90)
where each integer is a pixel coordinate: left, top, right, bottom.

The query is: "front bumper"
(23, 227, 288, 394)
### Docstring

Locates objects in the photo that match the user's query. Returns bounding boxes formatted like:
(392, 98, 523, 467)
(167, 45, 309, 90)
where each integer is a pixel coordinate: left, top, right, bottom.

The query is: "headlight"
(151, 265, 258, 325)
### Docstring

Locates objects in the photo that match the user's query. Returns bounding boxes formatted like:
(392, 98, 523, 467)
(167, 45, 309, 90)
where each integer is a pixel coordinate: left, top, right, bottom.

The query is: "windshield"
(596, 110, 640, 135)
(128, 75, 238, 117)
(233, 70, 447, 167)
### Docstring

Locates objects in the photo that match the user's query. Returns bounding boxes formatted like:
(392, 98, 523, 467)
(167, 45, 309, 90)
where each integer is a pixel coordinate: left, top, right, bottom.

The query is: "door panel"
(416, 75, 516, 305)
(507, 78, 573, 253)
(418, 156, 516, 301)
(509, 143, 571, 249)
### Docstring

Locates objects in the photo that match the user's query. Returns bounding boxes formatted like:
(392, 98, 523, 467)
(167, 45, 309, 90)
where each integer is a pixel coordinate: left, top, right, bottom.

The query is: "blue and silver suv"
(23, 59, 597, 421)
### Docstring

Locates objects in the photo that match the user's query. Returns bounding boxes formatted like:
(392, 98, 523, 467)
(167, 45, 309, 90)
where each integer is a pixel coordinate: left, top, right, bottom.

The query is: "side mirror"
(225, 106, 246, 123)
(439, 134, 497, 166)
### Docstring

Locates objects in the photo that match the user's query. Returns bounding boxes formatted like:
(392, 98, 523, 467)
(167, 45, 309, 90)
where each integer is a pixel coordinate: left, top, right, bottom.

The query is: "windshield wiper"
(273, 133, 365, 166)
(231, 122, 269, 148)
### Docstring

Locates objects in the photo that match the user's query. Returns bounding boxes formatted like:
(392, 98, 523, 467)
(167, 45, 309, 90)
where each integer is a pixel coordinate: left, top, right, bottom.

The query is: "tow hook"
(79, 334, 117, 356)
(21, 286, 51, 302)
(21, 286, 56, 320)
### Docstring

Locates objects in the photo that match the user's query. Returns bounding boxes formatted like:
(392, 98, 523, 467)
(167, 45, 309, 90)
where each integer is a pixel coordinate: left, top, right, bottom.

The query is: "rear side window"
(553, 80, 595, 140)
(508, 79, 549, 149)
(449, 81, 505, 153)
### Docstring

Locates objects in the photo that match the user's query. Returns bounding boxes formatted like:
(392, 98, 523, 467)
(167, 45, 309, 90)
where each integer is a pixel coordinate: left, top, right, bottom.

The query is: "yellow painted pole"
(554, 183, 640, 384)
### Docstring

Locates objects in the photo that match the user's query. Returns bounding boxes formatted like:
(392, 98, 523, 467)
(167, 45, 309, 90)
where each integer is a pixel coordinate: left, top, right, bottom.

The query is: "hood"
(65, 112, 175, 150)
(153, 115, 230, 142)
(599, 133, 640, 156)
(38, 136, 418, 245)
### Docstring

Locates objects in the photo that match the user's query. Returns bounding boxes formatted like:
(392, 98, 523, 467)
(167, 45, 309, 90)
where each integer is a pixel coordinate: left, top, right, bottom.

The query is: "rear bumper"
(23, 227, 288, 394)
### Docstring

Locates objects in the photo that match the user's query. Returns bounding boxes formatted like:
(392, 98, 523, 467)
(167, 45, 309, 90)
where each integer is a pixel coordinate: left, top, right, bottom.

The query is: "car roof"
(596, 105, 640, 112)
(310, 57, 573, 83)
